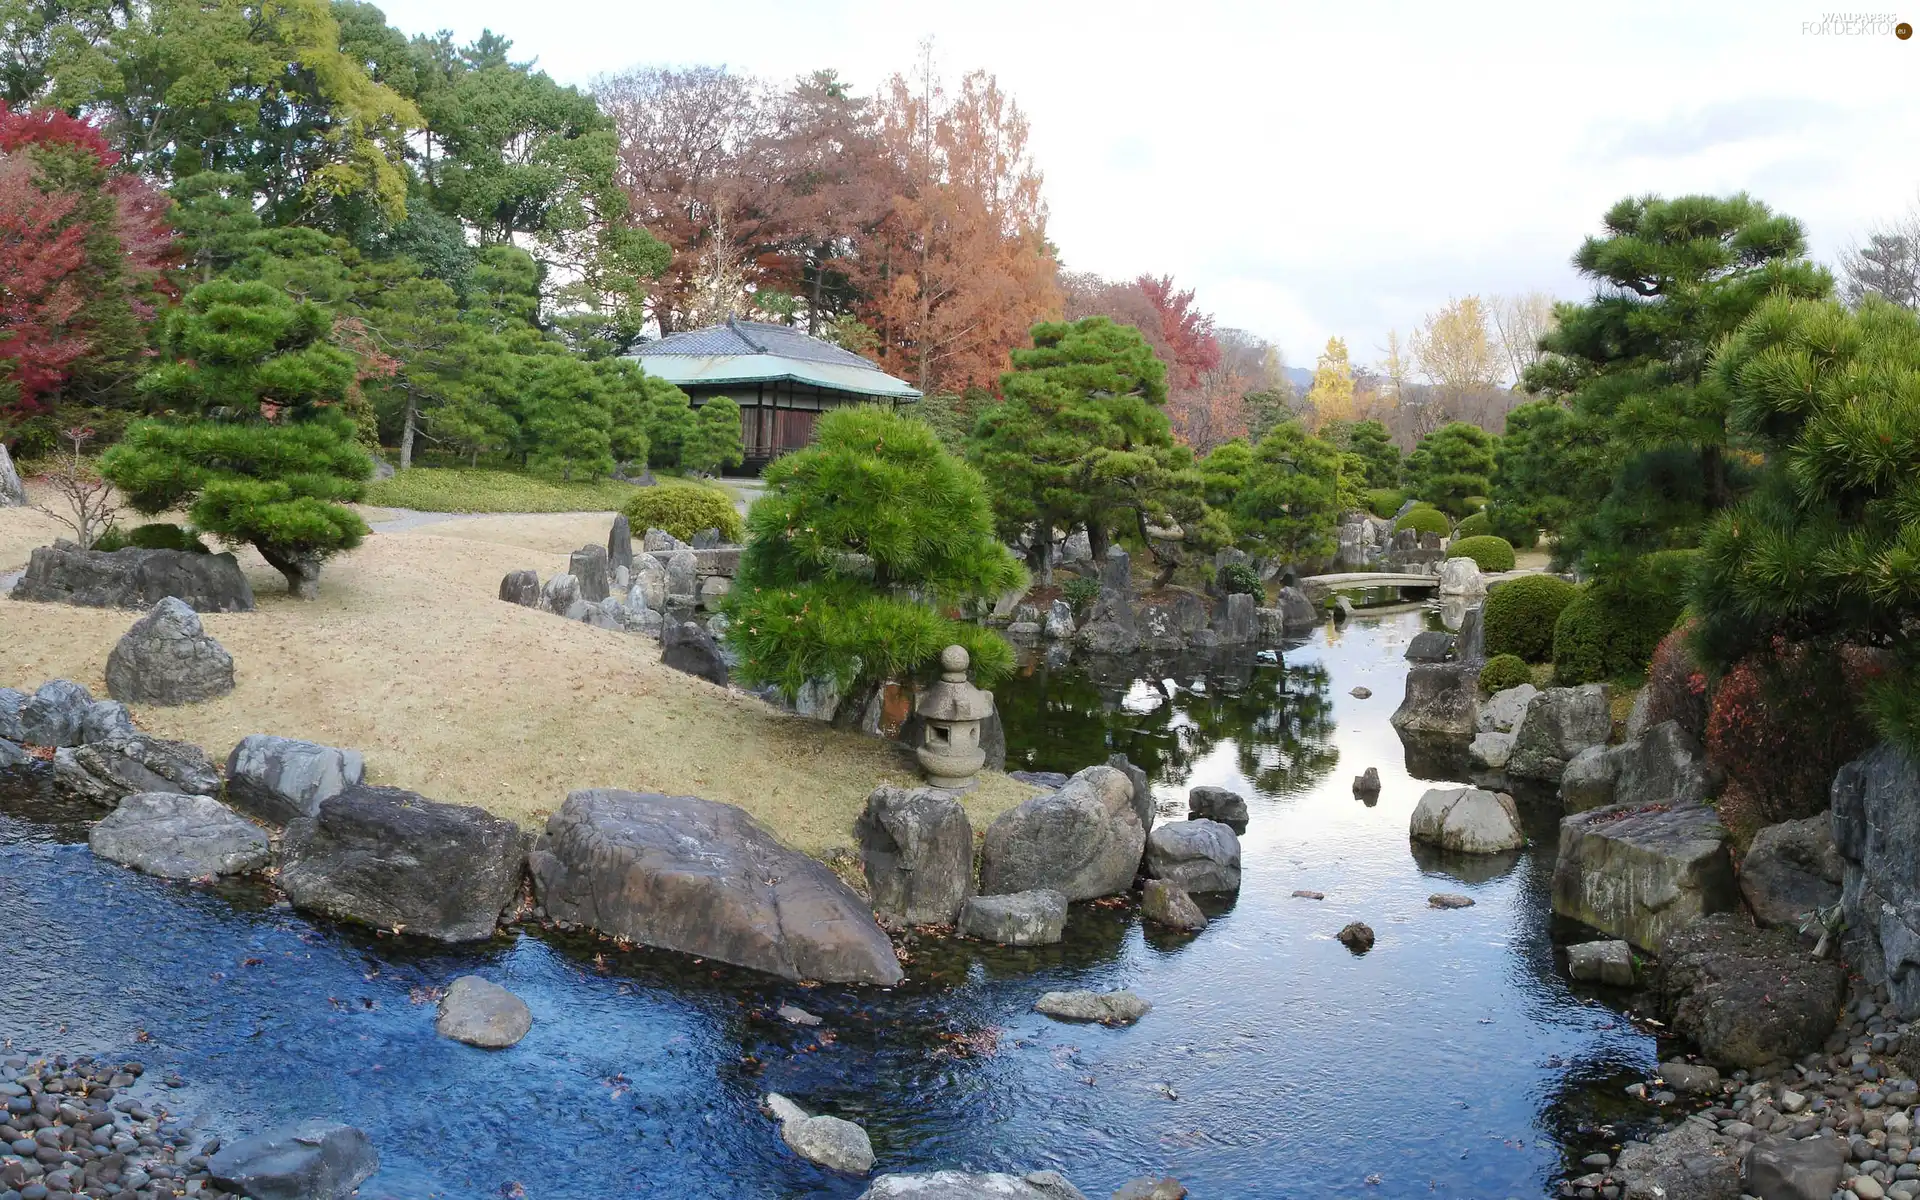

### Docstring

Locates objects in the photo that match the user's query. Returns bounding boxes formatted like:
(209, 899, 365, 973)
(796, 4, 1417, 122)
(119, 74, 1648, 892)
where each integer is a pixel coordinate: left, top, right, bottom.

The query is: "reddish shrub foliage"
(1645, 624, 1709, 741)
(1705, 639, 1881, 827)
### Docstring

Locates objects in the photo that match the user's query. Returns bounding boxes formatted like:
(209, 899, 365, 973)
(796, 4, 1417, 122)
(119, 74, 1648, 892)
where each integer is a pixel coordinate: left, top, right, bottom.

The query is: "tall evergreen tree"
(1403, 422, 1495, 516)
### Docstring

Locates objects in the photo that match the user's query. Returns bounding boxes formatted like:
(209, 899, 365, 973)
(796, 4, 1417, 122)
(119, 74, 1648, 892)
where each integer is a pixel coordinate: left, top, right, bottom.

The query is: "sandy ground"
(0, 503, 1031, 854)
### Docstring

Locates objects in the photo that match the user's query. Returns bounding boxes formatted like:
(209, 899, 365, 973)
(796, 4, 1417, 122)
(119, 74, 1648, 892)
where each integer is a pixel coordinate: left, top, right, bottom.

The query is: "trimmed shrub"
(1483, 574, 1576, 663)
(1550, 587, 1610, 685)
(1219, 561, 1263, 597)
(1479, 654, 1533, 693)
(1446, 535, 1516, 572)
(1643, 624, 1709, 741)
(1394, 506, 1450, 538)
(624, 482, 743, 543)
(125, 523, 209, 553)
(1553, 551, 1697, 685)
(1462, 495, 1490, 512)
(1486, 502, 1542, 550)
(1707, 643, 1883, 834)
(1062, 575, 1102, 612)
(1364, 487, 1405, 518)
(1451, 510, 1492, 540)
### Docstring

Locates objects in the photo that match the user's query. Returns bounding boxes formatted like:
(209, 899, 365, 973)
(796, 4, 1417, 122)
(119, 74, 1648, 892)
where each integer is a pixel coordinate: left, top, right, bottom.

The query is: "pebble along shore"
(1, 1052, 233, 1200)
(1567, 980, 1920, 1200)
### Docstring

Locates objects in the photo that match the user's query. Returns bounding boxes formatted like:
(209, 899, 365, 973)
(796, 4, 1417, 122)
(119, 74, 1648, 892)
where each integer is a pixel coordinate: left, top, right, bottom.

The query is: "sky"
(370, 0, 1920, 373)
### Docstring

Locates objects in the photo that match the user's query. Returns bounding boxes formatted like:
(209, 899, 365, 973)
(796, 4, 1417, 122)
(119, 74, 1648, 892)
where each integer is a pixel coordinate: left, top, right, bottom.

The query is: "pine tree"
(684, 395, 745, 475)
(1404, 422, 1495, 516)
(1344, 419, 1400, 489)
(727, 405, 1025, 701)
(1218, 420, 1346, 564)
(103, 279, 372, 598)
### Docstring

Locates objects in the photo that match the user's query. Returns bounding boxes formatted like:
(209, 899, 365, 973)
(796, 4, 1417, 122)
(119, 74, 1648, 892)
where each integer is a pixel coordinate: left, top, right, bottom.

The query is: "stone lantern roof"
(916, 646, 994, 722)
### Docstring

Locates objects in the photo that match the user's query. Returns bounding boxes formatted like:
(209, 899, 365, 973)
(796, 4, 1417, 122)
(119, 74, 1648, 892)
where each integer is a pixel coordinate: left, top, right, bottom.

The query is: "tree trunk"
(399, 393, 418, 470)
(258, 544, 322, 601)
(1026, 537, 1051, 587)
(1703, 444, 1727, 510)
(1087, 522, 1110, 566)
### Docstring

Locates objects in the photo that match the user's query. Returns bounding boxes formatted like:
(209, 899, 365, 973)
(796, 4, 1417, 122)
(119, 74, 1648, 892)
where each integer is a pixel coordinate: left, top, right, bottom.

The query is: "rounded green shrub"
(1446, 535, 1516, 572)
(1062, 574, 1102, 611)
(1551, 587, 1610, 685)
(1479, 654, 1533, 693)
(1394, 506, 1450, 537)
(624, 482, 743, 543)
(1486, 502, 1542, 550)
(1462, 495, 1491, 512)
(1451, 510, 1492, 540)
(1483, 573, 1577, 662)
(1552, 551, 1697, 684)
(1364, 487, 1406, 518)
(1219, 561, 1263, 597)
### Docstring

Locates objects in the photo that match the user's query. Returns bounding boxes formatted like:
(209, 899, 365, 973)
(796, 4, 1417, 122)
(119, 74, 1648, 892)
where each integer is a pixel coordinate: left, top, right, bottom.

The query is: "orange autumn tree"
(857, 57, 1060, 396)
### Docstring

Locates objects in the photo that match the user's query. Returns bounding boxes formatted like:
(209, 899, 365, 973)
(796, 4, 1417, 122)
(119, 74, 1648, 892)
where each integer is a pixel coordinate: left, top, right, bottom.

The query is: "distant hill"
(1282, 366, 1314, 392)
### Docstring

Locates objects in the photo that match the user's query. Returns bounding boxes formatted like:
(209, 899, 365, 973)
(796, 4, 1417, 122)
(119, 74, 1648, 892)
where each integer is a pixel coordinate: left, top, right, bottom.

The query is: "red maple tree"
(1136, 273, 1220, 387)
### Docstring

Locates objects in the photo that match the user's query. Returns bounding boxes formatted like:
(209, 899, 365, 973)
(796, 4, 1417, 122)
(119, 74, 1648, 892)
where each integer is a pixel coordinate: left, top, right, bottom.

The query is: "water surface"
(1, 610, 1657, 1198)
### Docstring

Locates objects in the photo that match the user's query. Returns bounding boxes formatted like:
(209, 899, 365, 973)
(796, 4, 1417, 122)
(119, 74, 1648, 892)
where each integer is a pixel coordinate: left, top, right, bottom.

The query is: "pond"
(1, 609, 1661, 1199)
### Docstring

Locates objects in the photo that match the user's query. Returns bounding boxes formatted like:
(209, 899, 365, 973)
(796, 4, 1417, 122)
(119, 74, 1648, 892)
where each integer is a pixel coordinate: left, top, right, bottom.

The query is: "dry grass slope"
(0, 504, 1030, 854)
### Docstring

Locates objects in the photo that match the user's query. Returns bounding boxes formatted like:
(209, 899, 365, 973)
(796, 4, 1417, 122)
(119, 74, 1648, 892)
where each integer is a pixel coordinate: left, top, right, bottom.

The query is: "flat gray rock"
(10, 542, 254, 612)
(1144, 819, 1241, 892)
(435, 976, 532, 1048)
(859, 1171, 1089, 1200)
(105, 598, 235, 706)
(1034, 989, 1151, 1025)
(89, 792, 269, 879)
(207, 1119, 378, 1200)
(226, 734, 366, 825)
(765, 1093, 874, 1175)
(51, 734, 221, 806)
(958, 890, 1068, 945)
(1552, 801, 1736, 953)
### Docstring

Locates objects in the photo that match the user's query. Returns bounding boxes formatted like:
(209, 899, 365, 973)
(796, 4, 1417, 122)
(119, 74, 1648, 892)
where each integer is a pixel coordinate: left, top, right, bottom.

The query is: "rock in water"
(498, 569, 540, 606)
(1337, 922, 1375, 953)
(859, 1171, 1090, 1200)
(1105, 754, 1154, 832)
(764, 1093, 875, 1175)
(958, 890, 1068, 945)
(661, 620, 729, 686)
(1609, 1119, 1738, 1200)
(1468, 731, 1515, 771)
(1428, 893, 1475, 909)
(1829, 744, 1920, 1015)
(435, 976, 532, 1048)
(1408, 786, 1524, 854)
(979, 765, 1145, 901)
(857, 786, 974, 926)
(1112, 1179, 1187, 1200)
(1390, 663, 1479, 745)
(1034, 989, 1150, 1025)
(105, 598, 235, 706)
(207, 1119, 379, 1200)
(19, 679, 93, 746)
(569, 545, 610, 602)
(1506, 684, 1610, 781)
(607, 514, 633, 574)
(279, 785, 526, 943)
(9, 543, 254, 611)
(1477, 684, 1537, 733)
(1454, 603, 1485, 663)
(1566, 940, 1635, 986)
(1739, 814, 1843, 929)
(1404, 630, 1456, 663)
(1742, 1135, 1847, 1200)
(1140, 879, 1207, 931)
(1656, 914, 1844, 1069)
(1352, 767, 1382, 797)
(530, 789, 903, 984)
(1552, 801, 1737, 952)
(1144, 820, 1241, 893)
(1186, 785, 1248, 831)
(225, 735, 365, 825)
(51, 734, 221, 805)
(89, 792, 270, 879)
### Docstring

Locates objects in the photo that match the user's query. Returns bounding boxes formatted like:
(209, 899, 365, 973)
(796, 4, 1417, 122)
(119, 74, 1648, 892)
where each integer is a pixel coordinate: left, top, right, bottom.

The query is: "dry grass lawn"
(0, 504, 1031, 855)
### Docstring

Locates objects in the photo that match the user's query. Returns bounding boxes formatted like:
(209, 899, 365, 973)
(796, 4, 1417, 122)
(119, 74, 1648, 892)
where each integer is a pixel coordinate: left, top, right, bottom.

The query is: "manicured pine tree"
(684, 395, 745, 475)
(1403, 422, 1495, 516)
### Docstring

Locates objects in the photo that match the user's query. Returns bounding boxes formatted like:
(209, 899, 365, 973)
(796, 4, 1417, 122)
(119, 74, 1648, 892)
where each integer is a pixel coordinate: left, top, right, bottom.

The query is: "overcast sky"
(372, 0, 1920, 373)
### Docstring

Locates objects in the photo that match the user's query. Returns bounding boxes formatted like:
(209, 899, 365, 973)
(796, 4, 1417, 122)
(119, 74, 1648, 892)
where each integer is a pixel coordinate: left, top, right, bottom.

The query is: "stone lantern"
(915, 645, 994, 790)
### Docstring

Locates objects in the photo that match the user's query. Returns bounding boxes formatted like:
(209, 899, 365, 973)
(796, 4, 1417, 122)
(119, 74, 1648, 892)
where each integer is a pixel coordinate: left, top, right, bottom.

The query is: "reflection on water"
(0, 611, 1661, 1198)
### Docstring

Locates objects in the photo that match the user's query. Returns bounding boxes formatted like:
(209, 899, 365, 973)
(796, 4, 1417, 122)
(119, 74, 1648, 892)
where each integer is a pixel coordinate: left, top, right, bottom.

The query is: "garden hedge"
(624, 482, 744, 543)
(1479, 654, 1533, 693)
(1483, 573, 1576, 663)
(1394, 506, 1450, 538)
(1446, 535, 1516, 572)
(1551, 550, 1697, 685)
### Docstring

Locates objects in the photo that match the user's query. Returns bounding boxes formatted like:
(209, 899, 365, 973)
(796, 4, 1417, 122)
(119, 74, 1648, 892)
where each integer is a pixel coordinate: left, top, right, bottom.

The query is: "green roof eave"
(625, 352, 922, 400)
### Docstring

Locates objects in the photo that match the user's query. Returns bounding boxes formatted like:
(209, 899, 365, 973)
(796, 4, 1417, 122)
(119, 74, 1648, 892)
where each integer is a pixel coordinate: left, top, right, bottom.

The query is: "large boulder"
(51, 734, 221, 806)
(0, 441, 23, 506)
(530, 789, 902, 985)
(18, 679, 93, 746)
(978, 765, 1145, 901)
(957, 889, 1068, 945)
(856, 786, 974, 927)
(1143, 819, 1241, 893)
(1218, 592, 1257, 644)
(1506, 684, 1610, 781)
(435, 976, 532, 1049)
(1612, 720, 1722, 810)
(665, 549, 699, 601)
(1830, 744, 1920, 1017)
(498, 569, 540, 607)
(1271, 586, 1319, 635)
(1075, 588, 1139, 655)
(207, 1120, 379, 1200)
(858, 1172, 1090, 1200)
(1742, 1135, 1848, 1200)
(1187, 785, 1248, 832)
(661, 619, 729, 686)
(81, 698, 134, 743)
(569, 545, 610, 603)
(1478, 684, 1536, 734)
(1655, 914, 1844, 1069)
(1552, 801, 1738, 952)
(105, 598, 235, 706)
(279, 785, 526, 943)
(1390, 663, 1480, 745)
(225, 735, 366, 825)
(1739, 815, 1843, 929)
(89, 792, 270, 880)
(633, 556, 668, 611)
(1437, 556, 1485, 597)
(10, 542, 254, 611)
(538, 573, 580, 616)
(1559, 744, 1620, 813)
(0, 686, 23, 743)
(1408, 786, 1524, 854)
